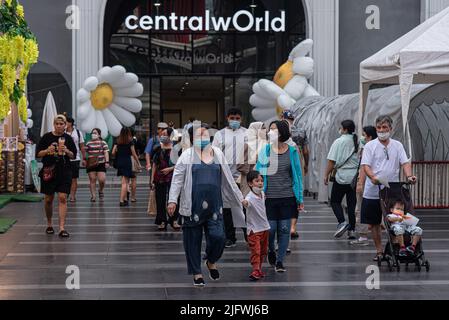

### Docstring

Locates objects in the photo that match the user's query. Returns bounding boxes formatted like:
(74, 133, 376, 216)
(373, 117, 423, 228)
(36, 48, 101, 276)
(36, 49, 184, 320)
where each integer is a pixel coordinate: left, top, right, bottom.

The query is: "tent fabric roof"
(360, 6, 449, 83)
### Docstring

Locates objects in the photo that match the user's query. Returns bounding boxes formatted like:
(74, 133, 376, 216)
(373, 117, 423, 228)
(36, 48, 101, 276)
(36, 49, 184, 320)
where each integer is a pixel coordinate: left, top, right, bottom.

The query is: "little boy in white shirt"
(243, 170, 271, 281)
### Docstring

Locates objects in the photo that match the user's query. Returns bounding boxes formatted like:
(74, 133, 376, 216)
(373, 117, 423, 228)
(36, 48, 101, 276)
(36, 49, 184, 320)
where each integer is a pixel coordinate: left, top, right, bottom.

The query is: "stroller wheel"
(416, 262, 422, 272)
(424, 260, 430, 272)
(386, 259, 393, 272)
(396, 264, 400, 272)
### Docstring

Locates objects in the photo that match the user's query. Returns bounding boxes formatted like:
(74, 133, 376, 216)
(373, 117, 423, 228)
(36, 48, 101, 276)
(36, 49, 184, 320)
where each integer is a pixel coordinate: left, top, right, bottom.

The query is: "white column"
(304, 0, 339, 97)
(421, 0, 449, 21)
(72, 0, 105, 119)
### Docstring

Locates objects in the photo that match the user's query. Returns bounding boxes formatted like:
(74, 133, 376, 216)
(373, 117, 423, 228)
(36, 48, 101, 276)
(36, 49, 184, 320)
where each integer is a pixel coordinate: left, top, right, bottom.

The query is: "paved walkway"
(0, 179, 448, 299)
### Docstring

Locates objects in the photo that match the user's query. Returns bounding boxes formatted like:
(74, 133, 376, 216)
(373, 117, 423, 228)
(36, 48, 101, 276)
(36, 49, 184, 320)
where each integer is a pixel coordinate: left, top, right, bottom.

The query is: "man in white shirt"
(360, 115, 417, 261)
(66, 117, 86, 202)
(212, 108, 247, 248)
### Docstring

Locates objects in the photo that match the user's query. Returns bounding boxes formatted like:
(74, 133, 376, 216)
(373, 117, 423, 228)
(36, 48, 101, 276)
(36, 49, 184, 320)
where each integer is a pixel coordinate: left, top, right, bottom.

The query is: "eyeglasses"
(384, 147, 389, 160)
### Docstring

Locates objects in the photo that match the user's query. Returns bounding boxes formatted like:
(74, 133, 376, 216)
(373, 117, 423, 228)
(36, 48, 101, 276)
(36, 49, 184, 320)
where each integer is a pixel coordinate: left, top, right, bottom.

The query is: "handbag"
(329, 150, 355, 183)
(86, 156, 99, 170)
(42, 165, 56, 182)
(131, 157, 141, 173)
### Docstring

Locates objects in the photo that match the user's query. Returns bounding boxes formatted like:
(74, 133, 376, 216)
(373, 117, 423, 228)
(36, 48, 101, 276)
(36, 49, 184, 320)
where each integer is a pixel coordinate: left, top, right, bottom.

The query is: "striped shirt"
(85, 140, 109, 163)
(266, 150, 294, 199)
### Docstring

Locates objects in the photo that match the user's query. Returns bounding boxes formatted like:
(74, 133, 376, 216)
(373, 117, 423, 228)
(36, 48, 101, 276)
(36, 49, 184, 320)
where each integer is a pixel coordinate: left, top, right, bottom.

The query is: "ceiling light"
(250, 4, 257, 8)
(154, 2, 161, 7)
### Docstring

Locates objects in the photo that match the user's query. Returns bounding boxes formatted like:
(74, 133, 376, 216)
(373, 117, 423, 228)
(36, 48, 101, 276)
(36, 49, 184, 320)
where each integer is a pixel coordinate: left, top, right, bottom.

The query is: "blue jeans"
(182, 214, 225, 275)
(268, 219, 291, 264)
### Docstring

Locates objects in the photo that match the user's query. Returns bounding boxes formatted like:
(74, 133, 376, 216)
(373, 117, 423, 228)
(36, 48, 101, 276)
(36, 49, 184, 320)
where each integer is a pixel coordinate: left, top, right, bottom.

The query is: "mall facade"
(21, 0, 449, 143)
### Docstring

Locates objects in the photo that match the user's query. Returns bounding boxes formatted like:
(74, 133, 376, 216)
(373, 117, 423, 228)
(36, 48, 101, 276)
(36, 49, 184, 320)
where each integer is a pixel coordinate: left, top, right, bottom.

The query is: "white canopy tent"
(359, 6, 449, 154)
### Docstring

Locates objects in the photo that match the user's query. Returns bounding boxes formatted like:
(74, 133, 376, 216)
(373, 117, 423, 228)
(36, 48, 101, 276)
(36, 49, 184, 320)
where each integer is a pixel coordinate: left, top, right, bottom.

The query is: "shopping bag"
(147, 187, 157, 217)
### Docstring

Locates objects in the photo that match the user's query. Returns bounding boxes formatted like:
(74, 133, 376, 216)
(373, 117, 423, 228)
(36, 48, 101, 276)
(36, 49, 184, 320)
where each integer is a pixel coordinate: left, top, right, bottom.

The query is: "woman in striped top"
(255, 120, 304, 273)
(85, 128, 110, 202)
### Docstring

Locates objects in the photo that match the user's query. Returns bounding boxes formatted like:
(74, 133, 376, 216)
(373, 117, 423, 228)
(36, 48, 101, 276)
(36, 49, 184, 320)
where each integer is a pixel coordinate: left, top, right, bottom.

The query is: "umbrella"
(40, 91, 58, 137)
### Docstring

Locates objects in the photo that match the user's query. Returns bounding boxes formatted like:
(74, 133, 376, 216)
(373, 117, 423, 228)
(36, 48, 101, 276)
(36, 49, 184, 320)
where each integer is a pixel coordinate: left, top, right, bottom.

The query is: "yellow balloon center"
(273, 60, 294, 89)
(90, 83, 114, 110)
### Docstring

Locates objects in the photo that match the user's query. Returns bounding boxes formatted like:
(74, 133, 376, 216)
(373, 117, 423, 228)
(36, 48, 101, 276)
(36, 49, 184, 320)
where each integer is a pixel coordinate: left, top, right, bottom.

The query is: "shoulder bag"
(329, 149, 355, 183)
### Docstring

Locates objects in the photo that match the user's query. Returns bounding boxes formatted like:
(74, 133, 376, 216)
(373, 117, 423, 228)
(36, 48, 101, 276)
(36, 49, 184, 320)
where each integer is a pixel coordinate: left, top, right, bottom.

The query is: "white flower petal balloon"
(77, 65, 143, 138)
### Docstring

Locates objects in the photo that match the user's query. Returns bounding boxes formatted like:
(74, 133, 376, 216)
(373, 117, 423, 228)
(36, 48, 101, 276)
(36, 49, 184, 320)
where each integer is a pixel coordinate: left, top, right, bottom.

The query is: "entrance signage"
(125, 10, 285, 32)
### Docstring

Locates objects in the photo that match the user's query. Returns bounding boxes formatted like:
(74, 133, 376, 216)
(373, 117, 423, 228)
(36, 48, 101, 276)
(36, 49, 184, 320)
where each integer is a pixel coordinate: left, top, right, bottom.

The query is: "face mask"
(268, 130, 278, 143)
(360, 136, 366, 145)
(160, 136, 170, 144)
(229, 120, 241, 130)
(91, 133, 99, 140)
(377, 131, 390, 141)
(194, 139, 210, 150)
(252, 186, 263, 195)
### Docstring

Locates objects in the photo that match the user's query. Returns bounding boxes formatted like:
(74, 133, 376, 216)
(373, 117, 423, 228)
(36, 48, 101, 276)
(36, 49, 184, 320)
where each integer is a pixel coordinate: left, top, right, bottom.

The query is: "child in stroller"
(379, 182, 430, 272)
(387, 200, 423, 257)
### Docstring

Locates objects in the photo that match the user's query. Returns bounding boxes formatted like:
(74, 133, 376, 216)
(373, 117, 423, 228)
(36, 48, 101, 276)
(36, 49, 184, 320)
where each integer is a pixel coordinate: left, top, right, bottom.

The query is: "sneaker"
(334, 223, 350, 238)
(406, 245, 416, 255)
(350, 237, 369, 246)
(193, 277, 205, 287)
(275, 262, 286, 273)
(205, 261, 220, 281)
(268, 251, 276, 266)
(224, 240, 236, 248)
(286, 248, 291, 255)
(249, 271, 261, 281)
(399, 248, 408, 257)
(347, 230, 356, 240)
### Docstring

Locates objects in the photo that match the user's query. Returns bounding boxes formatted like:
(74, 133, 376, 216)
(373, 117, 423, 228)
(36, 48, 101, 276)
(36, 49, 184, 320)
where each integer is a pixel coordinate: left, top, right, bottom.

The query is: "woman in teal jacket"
(256, 120, 304, 272)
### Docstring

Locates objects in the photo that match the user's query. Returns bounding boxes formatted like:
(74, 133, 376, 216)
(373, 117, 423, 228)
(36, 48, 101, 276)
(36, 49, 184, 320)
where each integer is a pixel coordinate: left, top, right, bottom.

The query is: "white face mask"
(377, 131, 390, 141)
(91, 133, 99, 140)
(252, 186, 263, 195)
(268, 130, 278, 143)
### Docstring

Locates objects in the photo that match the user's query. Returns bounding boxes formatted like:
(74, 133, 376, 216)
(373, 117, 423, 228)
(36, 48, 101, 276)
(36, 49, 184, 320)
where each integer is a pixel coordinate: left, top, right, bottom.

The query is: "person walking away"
(243, 170, 270, 281)
(350, 126, 377, 245)
(361, 115, 417, 262)
(85, 128, 110, 202)
(151, 127, 180, 231)
(65, 116, 85, 202)
(36, 114, 77, 238)
(167, 122, 246, 286)
(212, 108, 247, 248)
(324, 120, 360, 240)
(256, 120, 304, 272)
(112, 128, 142, 207)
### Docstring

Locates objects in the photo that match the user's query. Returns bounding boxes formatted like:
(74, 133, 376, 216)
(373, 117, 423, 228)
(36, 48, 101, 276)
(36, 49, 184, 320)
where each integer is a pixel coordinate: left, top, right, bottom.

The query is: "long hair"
(117, 128, 132, 145)
(341, 120, 358, 153)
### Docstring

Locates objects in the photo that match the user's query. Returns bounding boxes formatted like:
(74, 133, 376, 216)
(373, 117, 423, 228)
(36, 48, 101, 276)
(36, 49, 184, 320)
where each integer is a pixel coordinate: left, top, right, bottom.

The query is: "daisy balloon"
(77, 65, 143, 138)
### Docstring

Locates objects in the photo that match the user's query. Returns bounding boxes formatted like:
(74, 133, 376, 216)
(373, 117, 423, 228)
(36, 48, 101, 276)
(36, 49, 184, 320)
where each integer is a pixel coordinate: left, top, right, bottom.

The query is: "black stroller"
(378, 182, 430, 272)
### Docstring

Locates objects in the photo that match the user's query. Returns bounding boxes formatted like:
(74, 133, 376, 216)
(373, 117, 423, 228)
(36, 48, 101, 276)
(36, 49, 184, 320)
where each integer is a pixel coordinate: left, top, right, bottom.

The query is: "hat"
(282, 110, 295, 120)
(54, 114, 67, 123)
(157, 122, 169, 129)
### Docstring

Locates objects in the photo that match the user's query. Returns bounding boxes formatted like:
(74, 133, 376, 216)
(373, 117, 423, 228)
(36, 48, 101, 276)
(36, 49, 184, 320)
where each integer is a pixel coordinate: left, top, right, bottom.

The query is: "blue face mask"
(194, 139, 210, 150)
(229, 120, 241, 130)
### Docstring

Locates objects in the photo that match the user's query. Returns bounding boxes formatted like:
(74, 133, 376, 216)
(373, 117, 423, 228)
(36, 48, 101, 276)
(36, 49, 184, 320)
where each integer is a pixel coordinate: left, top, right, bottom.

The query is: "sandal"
(171, 221, 181, 231)
(58, 230, 70, 238)
(45, 226, 54, 235)
(158, 222, 166, 231)
(69, 198, 76, 203)
(99, 191, 104, 199)
(90, 197, 96, 202)
(131, 198, 137, 203)
(373, 252, 384, 262)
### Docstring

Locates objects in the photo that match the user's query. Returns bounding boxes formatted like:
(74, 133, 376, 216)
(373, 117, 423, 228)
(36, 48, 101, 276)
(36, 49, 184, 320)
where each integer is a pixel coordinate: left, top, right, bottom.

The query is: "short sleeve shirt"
(68, 128, 84, 161)
(361, 138, 410, 199)
(245, 191, 270, 235)
(327, 134, 359, 185)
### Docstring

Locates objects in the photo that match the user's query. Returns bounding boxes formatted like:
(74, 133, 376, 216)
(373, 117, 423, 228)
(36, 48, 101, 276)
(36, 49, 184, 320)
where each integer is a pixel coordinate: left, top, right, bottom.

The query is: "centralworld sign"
(125, 10, 286, 32)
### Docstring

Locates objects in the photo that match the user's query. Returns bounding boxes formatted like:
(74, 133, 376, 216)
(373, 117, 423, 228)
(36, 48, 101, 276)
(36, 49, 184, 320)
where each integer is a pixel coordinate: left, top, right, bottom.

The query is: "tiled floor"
(0, 175, 448, 299)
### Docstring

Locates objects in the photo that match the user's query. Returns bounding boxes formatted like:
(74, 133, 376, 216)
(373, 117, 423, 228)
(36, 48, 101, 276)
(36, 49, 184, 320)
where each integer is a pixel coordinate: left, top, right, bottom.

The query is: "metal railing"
(411, 162, 449, 209)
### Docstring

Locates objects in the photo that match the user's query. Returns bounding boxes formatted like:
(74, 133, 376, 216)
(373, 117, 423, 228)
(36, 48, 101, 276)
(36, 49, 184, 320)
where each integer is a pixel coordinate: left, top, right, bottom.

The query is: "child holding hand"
(243, 171, 271, 280)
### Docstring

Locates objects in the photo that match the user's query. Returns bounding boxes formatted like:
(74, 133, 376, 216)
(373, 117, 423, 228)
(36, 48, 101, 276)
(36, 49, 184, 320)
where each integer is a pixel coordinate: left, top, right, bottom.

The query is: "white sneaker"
(350, 237, 369, 246)
(334, 223, 349, 238)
